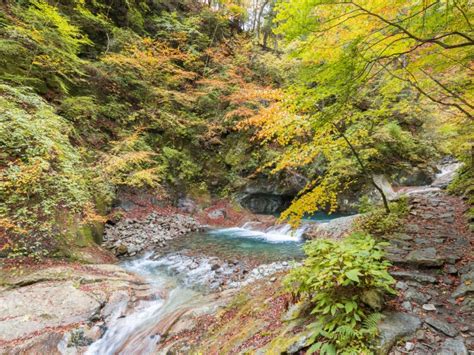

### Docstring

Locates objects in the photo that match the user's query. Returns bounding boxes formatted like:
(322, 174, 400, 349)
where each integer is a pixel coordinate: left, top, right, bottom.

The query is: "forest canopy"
(0, 0, 472, 253)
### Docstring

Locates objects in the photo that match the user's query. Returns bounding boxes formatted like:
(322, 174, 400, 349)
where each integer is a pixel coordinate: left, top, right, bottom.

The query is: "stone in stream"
(377, 312, 421, 355)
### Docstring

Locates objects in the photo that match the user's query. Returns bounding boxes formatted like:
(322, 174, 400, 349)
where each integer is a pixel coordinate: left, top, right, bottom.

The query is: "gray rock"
(437, 338, 468, 355)
(282, 300, 312, 321)
(304, 214, 361, 239)
(390, 233, 414, 241)
(402, 301, 413, 312)
(422, 303, 437, 311)
(0, 264, 146, 353)
(377, 312, 421, 355)
(361, 289, 384, 311)
(459, 295, 474, 313)
(405, 288, 430, 304)
(451, 270, 474, 298)
(406, 248, 446, 267)
(286, 329, 313, 354)
(425, 317, 459, 337)
(459, 262, 474, 274)
(392, 270, 437, 284)
(405, 341, 415, 351)
(406, 224, 421, 233)
(396, 281, 408, 290)
(207, 209, 226, 219)
(177, 197, 198, 213)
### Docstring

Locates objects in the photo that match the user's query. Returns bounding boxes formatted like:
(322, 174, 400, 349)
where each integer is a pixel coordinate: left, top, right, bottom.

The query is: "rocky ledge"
(0, 263, 154, 354)
(103, 212, 202, 257)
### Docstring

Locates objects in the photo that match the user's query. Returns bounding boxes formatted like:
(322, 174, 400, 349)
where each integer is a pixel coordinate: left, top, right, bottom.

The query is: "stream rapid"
(85, 220, 316, 354)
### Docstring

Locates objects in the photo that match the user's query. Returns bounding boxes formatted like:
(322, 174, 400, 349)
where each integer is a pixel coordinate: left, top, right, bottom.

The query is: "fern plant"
(284, 233, 396, 354)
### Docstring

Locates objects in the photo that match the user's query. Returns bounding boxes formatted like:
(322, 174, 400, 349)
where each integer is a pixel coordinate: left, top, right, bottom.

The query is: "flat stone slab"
(437, 337, 468, 355)
(425, 316, 459, 337)
(0, 264, 148, 353)
(391, 270, 437, 283)
(406, 247, 446, 267)
(0, 281, 100, 342)
(377, 312, 421, 355)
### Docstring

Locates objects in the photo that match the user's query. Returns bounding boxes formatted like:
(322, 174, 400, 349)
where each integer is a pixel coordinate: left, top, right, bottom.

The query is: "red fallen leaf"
(455, 297, 465, 304)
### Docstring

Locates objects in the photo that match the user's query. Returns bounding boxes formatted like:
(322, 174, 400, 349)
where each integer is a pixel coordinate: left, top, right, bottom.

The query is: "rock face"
(103, 212, 202, 256)
(239, 192, 294, 214)
(0, 264, 152, 354)
(237, 173, 307, 214)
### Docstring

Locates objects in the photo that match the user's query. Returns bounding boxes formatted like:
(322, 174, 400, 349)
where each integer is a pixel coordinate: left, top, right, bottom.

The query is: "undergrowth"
(356, 197, 409, 236)
(284, 233, 396, 354)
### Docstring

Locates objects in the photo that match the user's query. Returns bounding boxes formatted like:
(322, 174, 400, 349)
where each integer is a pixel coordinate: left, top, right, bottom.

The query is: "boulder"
(0, 264, 149, 354)
(405, 288, 430, 305)
(304, 214, 361, 239)
(451, 270, 474, 299)
(361, 289, 384, 311)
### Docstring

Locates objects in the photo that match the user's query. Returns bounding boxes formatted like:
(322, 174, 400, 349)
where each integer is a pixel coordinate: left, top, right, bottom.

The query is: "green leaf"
(321, 343, 336, 355)
(345, 269, 360, 282)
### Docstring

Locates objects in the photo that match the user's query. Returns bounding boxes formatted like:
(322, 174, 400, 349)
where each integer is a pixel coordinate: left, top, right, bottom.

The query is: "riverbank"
(1, 179, 472, 354)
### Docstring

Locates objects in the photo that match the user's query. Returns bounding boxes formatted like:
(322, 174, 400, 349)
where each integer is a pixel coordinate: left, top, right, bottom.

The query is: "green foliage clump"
(285, 233, 396, 354)
(357, 198, 409, 236)
(0, 83, 109, 255)
(448, 159, 474, 230)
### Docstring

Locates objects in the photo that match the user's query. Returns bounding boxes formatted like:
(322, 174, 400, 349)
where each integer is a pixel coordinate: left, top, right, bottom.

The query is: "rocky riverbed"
(1, 164, 472, 354)
(147, 253, 294, 292)
(103, 212, 202, 257)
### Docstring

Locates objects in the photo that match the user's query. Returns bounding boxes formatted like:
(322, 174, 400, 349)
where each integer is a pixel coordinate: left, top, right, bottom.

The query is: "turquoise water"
(302, 211, 352, 222)
(160, 213, 349, 264)
(161, 227, 305, 264)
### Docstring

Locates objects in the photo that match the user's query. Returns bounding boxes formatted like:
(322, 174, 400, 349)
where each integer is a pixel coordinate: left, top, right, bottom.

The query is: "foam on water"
(209, 222, 306, 243)
(85, 254, 202, 355)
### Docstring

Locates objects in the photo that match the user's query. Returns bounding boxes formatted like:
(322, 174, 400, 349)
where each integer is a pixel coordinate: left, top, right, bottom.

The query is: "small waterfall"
(210, 222, 307, 242)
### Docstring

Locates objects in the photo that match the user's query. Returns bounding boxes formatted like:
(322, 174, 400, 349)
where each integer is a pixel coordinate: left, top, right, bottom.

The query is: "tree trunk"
(333, 124, 391, 213)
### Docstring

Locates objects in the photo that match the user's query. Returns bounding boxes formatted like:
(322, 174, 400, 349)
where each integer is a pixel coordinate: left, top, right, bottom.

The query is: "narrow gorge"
(0, 1, 472, 354)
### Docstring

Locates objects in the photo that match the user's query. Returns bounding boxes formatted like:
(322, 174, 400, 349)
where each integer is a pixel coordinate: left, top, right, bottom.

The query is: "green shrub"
(357, 198, 409, 236)
(285, 233, 396, 354)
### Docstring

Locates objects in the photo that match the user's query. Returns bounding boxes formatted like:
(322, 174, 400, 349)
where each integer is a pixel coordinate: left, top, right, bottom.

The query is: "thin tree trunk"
(333, 124, 391, 213)
(256, 0, 269, 43)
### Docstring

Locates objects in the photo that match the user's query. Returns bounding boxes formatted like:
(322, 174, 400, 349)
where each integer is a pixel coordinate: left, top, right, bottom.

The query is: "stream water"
(84, 162, 463, 354)
(85, 215, 351, 354)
